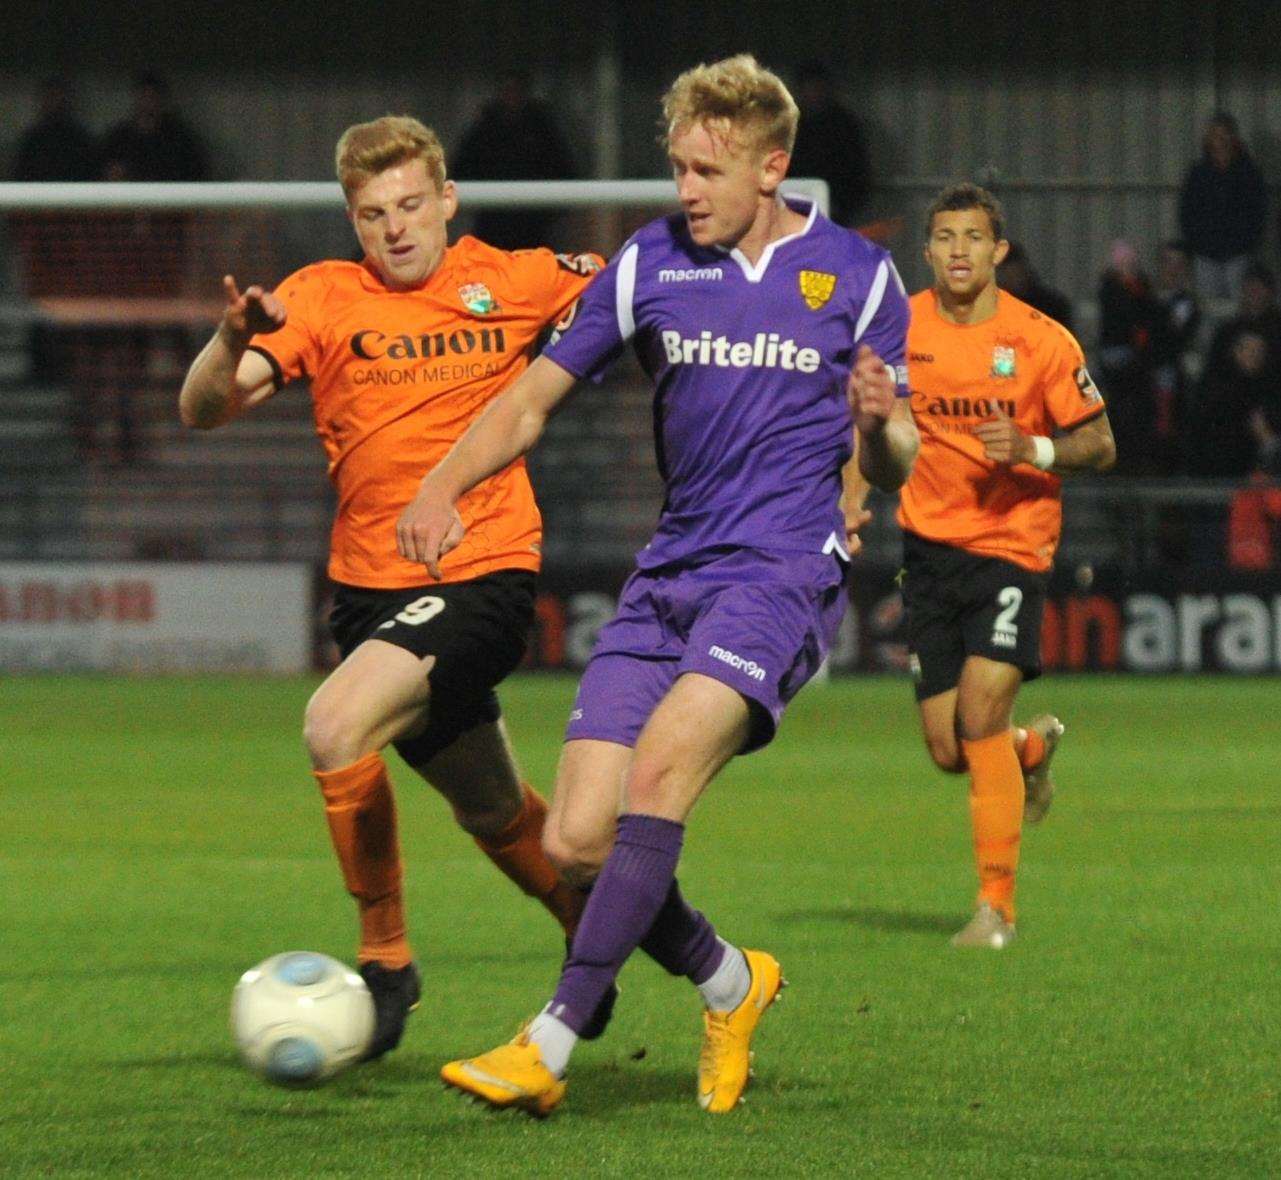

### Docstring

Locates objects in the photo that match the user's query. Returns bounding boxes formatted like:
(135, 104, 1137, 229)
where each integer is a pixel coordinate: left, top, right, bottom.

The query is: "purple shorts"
(564, 548, 848, 753)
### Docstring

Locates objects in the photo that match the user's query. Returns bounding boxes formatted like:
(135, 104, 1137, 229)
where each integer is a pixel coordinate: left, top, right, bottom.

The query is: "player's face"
(348, 159, 457, 290)
(925, 208, 1009, 301)
(668, 122, 780, 250)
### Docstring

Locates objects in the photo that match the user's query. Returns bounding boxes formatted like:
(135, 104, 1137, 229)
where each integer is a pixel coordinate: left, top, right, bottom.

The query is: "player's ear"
(759, 146, 790, 195)
(440, 180, 459, 222)
(993, 238, 1011, 267)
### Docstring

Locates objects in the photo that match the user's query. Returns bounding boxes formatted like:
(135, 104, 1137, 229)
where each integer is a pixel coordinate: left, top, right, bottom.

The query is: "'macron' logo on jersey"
(661, 330, 821, 373)
(658, 266, 723, 282)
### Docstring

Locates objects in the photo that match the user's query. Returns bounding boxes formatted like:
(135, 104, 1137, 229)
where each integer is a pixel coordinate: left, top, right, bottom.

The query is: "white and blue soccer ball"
(230, 951, 375, 1087)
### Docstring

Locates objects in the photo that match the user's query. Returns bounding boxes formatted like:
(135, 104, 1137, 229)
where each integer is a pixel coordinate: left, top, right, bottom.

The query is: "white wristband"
(1030, 435, 1056, 471)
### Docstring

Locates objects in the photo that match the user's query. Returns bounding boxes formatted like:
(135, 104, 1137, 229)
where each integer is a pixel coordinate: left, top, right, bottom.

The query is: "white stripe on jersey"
(616, 242, 639, 341)
(853, 259, 889, 343)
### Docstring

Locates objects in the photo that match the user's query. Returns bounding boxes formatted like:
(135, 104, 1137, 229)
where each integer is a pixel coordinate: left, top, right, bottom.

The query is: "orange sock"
(960, 731, 1024, 922)
(313, 751, 412, 969)
(1017, 725, 1046, 771)
(474, 784, 585, 937)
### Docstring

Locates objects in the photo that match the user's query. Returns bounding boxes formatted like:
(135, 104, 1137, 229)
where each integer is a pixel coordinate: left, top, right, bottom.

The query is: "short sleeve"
(248, 268, 324, 388)
(854, 254, 911, 396)
(1042, 326, 1107, 430)
(542, 238, 638, 381)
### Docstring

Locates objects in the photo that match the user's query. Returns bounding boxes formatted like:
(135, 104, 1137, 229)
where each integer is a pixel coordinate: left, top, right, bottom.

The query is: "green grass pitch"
(2, 673, 1276, 1177)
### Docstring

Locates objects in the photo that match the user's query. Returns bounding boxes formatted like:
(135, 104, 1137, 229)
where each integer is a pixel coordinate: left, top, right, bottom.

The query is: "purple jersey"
(545, 196, 909, 569)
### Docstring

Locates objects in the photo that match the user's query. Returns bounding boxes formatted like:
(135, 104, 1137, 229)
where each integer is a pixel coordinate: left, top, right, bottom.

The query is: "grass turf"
(1, 674, 1277, 1177)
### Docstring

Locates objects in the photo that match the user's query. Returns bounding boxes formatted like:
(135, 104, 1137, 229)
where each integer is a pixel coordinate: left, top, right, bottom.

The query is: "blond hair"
(661, 54, 799, 155)
(335, 115, 446, 199)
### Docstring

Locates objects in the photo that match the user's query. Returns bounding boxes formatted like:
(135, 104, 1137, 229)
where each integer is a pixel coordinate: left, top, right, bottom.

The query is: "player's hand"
(221, 275, 286, 341)
(973, 404, 1033, 465)
(396, 482, 467, 580)
(844, 505, 872, 557)
(848, 344, 896, 436)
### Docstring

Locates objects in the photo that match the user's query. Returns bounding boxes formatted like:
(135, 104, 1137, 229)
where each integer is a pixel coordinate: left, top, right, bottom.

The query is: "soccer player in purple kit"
(398, 55, 919, 1115)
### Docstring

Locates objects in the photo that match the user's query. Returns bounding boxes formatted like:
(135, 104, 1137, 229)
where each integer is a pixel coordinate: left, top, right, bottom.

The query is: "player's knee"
(924, 733, 965, 773)
(303, 695, 363, 771)
(542, 824, 609, 889)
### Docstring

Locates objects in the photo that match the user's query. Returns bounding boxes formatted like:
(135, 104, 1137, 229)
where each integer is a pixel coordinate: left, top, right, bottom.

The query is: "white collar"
(716, 196, 819, 283)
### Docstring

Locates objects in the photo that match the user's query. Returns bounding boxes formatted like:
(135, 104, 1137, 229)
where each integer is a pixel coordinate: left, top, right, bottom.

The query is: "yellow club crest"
(799, 270, 837, 310)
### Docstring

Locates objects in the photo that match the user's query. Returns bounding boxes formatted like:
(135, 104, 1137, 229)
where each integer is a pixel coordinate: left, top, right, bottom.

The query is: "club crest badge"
(459, 282, 499, 315)
(799, 270, 837, 310)
(991, 345, 1017, 378)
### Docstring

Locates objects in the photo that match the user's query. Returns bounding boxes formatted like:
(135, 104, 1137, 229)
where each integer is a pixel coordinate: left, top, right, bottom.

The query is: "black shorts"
(327, 570, 536, 766)
(900, 531, 1047, 702)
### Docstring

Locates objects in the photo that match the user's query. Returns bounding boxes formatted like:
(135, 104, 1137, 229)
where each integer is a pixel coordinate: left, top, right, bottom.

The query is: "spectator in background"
(1177, 112, 1267, 302)
(12, 77, 97, 181)
(453, 71, 575, 250)
(1151, 240, 1202, 473)
(11, 78, 99, 385)
(1097, 240, 1162, 474)
(1186, 331, 1275, 478)
(98, 71, 208, 181)
(788, 60, 872, 227)
(1204, 262, 1281, 389)
(996, 241, 1075, 333)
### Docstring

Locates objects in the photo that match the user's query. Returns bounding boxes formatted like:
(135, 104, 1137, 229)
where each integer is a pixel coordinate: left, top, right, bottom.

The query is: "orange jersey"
(250, 237, 601, 588)
(897, 289, 1106, 572)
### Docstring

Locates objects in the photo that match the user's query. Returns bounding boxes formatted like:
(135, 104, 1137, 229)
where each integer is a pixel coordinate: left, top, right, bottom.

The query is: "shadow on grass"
(777, 905, 958, 935)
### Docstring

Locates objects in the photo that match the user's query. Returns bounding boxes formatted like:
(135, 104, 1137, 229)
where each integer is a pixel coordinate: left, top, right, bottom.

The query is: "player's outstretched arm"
(178, 276, 285, 430)
(973, 407, 1116, 473)
(849, 344, 919, 492)
(397, 355, 579, 578)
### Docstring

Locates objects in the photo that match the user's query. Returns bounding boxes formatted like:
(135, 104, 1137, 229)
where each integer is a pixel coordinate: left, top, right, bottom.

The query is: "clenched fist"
(848, 343, 897, 435)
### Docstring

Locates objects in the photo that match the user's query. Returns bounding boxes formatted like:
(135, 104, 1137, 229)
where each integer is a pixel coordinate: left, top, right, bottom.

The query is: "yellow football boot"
(440, 1028, 566, 1117)
(696, 949, 785, 1113)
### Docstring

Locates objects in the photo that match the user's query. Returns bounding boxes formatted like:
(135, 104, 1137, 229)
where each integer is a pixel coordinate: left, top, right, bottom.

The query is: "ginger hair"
(335, 115, 446, 199)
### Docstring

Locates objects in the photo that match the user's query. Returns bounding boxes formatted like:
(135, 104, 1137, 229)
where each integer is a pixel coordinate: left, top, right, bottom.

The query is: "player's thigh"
(338, 572, 535, 772)
(956, 555, 1046, 731)
(546, 738, 633, 869)
(677, 549, 847, 752)
(900, 534, 967, 703)
(304, 638, 434, 768)
(955, 655, 1024, 740)
(917, 687, 963, 772)
(626, 672, 752, 821)
(416, 717, 523, 830)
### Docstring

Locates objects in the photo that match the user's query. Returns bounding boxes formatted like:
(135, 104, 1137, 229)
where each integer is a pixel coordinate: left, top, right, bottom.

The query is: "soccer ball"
(230, 951, 375, 1087)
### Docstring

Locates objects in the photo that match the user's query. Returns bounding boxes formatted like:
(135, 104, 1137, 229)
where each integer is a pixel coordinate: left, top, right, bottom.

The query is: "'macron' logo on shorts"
(708, 644, 767, 681)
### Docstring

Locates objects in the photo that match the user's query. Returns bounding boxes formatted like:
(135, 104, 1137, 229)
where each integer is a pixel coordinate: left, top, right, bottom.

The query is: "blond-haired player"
(179, 116, 608, 1060)
(408, 55, 916, 1115)
(897, 184, 1115, 947)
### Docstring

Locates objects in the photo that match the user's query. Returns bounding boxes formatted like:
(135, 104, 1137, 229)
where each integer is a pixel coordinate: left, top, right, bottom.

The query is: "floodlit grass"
(2, 674, 1276, 1177)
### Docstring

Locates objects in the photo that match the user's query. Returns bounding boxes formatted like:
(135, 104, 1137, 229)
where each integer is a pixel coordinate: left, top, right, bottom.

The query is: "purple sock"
(639, 878, 726, 984)
(550, 813, 684, 1033)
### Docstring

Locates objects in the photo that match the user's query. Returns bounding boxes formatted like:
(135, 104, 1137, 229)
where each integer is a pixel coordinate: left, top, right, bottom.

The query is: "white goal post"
(0, 178, 829, 213)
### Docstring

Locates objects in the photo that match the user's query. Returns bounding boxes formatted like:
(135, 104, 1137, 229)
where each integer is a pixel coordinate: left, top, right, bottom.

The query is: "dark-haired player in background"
(897, 183, 1115, 948)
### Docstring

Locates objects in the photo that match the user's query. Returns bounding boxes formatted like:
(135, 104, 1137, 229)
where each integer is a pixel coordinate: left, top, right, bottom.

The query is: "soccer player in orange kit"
(179, 116, 606, 1056)
(897, 184, 1115, 948)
